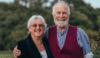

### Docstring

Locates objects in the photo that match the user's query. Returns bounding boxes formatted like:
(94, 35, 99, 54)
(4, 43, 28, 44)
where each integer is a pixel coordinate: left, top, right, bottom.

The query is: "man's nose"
(60, 13, 64, 17)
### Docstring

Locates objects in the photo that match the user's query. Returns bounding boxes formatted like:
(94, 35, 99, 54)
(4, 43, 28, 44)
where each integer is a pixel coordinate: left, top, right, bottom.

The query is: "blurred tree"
(70, 8, 93, 29)
(14, 0, 49, 8)
(28, 0, 49, 8)
(96, 15, 100, 28)
(14, 0, 20, 4)
(0, 0, 100, 51)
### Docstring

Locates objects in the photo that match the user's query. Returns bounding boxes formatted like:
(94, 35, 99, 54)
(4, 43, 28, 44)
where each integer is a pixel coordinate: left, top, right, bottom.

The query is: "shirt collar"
(57, 25, 70, 36)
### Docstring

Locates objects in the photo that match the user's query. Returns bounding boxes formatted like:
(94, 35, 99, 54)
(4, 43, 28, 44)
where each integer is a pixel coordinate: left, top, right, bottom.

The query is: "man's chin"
(58, 21, 65, 24)
(59, 26, 66, 28)
(57, 23, 68, 28)
(57, 24, 65, 28)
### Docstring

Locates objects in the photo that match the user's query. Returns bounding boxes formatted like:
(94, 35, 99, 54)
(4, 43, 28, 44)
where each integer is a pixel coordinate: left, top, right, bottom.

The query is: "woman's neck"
(31, 35, 42, 45)
(31, 34, 45, 51)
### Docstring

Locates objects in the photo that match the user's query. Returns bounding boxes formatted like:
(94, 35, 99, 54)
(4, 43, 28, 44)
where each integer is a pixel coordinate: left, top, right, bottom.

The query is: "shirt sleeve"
(77, 28, 93, 58)
(17, 40, 28, 58)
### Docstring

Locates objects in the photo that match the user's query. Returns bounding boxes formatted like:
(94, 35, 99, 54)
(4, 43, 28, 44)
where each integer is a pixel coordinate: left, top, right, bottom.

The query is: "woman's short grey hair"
(27, 15, 47, 29)
(52, 1, 70, 15)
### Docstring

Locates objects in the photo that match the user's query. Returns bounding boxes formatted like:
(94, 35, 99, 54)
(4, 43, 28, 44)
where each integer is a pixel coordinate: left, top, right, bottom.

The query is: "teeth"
(34, 29, 41, 32)
(58, 18, 66, 21)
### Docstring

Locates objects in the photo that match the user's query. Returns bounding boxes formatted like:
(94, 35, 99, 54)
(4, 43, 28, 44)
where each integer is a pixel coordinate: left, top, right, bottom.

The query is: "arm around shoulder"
(17, 39, 28, 58)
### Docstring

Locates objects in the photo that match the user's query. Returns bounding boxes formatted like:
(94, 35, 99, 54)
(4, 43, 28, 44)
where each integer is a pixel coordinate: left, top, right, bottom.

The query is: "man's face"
(29, 18, 45, 37)
(53, 4, 69, 28)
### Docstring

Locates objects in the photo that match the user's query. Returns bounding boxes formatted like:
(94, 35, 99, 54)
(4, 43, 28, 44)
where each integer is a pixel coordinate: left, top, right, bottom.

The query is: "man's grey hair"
(52, 1, 70, 15)
(27, 15, 47, 29)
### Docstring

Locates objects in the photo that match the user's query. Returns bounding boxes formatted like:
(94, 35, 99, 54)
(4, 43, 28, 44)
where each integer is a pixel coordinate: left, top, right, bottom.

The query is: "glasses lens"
(39, 24, 44, 27)
(32, 24, 44, 27)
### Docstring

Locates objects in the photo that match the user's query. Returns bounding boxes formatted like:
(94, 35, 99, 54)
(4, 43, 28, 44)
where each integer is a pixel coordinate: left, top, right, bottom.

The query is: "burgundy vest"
(48, 25, 83, 58)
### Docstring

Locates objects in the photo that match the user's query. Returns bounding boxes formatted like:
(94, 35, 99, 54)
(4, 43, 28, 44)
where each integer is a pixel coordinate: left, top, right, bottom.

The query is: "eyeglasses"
(31, 24, 44, 27)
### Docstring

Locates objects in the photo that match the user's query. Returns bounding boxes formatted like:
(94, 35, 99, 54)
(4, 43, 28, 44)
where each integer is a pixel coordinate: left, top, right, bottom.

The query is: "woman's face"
(29, 18, 45, 37)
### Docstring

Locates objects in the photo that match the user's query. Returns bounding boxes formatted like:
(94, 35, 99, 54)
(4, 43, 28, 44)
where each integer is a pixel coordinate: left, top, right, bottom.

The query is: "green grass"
(0, 49, 100, 58)
(0, 51, 13, 58)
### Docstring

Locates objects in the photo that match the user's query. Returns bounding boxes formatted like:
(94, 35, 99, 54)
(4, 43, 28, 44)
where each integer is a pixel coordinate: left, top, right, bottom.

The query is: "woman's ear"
(28, 27, 32, 33)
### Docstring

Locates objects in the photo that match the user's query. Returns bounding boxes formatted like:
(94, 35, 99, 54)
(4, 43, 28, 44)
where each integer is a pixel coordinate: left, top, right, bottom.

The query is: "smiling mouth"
(59, 20, 65, 21)
(57, 18, 66, 21)
(34, 29, 41, 32)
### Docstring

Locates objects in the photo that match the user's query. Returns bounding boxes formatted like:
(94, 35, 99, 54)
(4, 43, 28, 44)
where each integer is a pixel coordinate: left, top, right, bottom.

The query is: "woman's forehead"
(32, 18, 43, 24)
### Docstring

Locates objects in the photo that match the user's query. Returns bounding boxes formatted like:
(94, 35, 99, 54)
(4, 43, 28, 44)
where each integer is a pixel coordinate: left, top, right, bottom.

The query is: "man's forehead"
(55, 4, 67, 9)
(32, 19, 43, 23)
(55, 6, 67, 12)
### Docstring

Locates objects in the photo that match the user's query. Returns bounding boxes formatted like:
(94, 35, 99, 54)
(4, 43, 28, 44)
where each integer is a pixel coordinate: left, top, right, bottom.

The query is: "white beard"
(54, 18, 69, 28)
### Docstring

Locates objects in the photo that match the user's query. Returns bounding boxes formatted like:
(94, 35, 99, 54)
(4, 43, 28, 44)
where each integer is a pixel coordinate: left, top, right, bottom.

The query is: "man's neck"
(57, 25, 68, 33)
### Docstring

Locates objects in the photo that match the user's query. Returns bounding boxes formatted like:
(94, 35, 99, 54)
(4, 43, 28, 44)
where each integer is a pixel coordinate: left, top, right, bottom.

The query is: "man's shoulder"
(77, 27, 85, 33)
(69, 25, 78, 30)
(49, 25, 56, 28)
(70, 25, 84, 31)
(69, 25, 87, 34)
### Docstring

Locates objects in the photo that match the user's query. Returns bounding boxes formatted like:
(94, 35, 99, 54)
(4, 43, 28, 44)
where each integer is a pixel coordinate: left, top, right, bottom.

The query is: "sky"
(0, 0, 100, 8)
(0, 0, 13, 3)
(83, 0, 100, 8)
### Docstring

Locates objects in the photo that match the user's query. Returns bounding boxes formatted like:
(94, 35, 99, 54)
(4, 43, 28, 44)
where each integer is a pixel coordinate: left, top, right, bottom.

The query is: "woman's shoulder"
(18, 38, 28, 44)
(17, 38, 29, 48)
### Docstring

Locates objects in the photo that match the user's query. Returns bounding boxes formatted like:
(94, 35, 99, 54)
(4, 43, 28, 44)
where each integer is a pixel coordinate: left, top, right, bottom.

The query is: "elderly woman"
(17, 15, 53, 58)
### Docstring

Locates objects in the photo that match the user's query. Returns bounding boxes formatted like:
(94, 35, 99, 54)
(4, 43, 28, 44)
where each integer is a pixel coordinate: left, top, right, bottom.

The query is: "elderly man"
(13, 1, 93, 58)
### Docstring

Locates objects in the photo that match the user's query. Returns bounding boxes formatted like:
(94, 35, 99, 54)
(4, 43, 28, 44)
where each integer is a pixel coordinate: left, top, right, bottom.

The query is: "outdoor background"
(0, 0, 100, 58)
